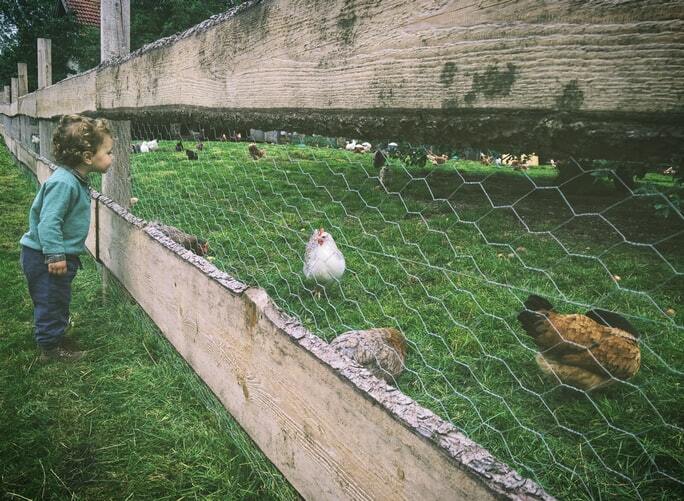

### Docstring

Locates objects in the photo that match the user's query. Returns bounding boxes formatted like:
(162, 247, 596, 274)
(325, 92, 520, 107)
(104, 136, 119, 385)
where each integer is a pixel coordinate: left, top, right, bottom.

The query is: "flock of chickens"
(135, 140, 643, 392)
(302, 227, 641, 390)
(149, 217, 641, 391)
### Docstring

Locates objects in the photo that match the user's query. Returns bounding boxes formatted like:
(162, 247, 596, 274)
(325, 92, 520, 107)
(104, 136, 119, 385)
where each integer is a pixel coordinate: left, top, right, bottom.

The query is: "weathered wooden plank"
(10, 78, 18, 103)
(100, 1, 132, 294)
(17, 63, 28, 97)
(90, 0, 683, 160)
(4, 0, 684, 160)
(18, 94, 37, 119)
(97, 0, 684, 112)
(14, 138, 37, 174)
(101, 0, 131, 61)
(37, 38, 52, 89)
(35, 71, 97, 118)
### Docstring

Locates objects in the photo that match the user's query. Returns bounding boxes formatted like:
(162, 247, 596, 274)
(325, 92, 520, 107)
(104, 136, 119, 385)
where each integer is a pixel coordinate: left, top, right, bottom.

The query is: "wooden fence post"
(101, 121, 132, 208)
(20, 116, 30, 147)
(101, 0, 130, 61)
(37, 38, 55, 160)
(38, 119, 55, 160)
(17, 63, 28, 97)
(10, 78, 18, 103)
(100, 0, 131, 295)
(100, 0, 131, 208)
(37, 39, 52, 89)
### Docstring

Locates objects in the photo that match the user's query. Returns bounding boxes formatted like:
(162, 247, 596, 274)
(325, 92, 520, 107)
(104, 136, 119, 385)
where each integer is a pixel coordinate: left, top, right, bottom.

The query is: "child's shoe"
(40, 345, 85, 362)
(58, 336, 82, 351)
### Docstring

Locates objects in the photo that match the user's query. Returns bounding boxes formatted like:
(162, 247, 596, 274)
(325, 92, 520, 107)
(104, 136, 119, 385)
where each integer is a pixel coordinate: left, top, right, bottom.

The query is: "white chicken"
(303, 227, 346, 297)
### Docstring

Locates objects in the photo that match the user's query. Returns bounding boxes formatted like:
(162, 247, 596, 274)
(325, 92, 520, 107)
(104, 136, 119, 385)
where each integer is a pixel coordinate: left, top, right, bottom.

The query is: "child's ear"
(82, 151, 93, 165)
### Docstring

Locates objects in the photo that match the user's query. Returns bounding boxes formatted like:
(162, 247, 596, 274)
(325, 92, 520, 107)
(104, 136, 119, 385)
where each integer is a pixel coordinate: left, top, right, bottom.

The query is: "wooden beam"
(37, 38, 52, 89)
(17, 63, 28, 97)
(94, 0, 684, 162)
(36, 71, 96, 118)
(100, 0, 131, 295)
(4, 0, 684, 161)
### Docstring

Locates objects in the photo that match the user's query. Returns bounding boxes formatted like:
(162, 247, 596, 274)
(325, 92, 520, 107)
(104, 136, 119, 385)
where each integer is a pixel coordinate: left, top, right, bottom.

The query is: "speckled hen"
(330, 328, 407, 382)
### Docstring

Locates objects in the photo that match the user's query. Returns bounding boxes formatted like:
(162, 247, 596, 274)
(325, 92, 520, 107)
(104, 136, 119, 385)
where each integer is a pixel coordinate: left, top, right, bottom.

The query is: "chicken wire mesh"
(10, 118, 683, 499)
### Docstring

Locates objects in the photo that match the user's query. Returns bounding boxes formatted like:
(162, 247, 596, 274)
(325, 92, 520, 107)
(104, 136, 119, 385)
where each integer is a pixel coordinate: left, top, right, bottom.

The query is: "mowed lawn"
(0, 141, 298, 500)
(120, 139, 682, 500)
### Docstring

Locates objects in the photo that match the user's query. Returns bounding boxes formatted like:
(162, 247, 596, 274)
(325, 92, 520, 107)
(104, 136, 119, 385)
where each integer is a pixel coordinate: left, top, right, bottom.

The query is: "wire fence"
(87, 121, 682, 499)
(4, 115, 682, 499)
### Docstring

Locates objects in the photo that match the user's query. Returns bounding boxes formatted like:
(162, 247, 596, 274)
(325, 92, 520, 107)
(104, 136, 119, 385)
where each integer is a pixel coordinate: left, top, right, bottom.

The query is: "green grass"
(0, 141, 299, 499)
(112, 139, 682, 500)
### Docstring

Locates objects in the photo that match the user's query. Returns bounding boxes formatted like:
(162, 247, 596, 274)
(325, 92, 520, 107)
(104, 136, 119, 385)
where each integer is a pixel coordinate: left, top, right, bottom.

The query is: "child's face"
(85, 135, 114, 174)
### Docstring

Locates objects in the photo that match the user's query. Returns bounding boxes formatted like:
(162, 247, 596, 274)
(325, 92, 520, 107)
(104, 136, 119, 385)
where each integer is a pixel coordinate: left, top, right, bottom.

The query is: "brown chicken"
(148, 221, 209, 256)
(373, 149, 386, 169)
(517, 295, 641, 390)
(427, 152, 448, 165)
(329, 328, 407, 382)
(248, 143, 265, 160)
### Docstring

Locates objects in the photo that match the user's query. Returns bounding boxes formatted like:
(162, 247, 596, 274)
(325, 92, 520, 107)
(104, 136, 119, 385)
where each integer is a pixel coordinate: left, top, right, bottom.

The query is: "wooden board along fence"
(0, 128, 554, 500)
(2, 0, 684, 162)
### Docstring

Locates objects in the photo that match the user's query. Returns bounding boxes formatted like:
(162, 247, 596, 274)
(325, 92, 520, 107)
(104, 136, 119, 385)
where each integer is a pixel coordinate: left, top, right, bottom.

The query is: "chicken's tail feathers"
(384, 328, 407, 356)
(586, 309, 640, 338)
(523, 294, 554, 312)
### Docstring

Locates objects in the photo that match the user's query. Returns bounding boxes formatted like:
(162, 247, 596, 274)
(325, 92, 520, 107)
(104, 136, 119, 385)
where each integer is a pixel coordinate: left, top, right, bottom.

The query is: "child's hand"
(48, 260, 68, 276)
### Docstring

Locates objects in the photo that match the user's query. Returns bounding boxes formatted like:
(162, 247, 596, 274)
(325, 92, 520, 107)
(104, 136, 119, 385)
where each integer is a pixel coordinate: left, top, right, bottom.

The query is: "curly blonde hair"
(53, 115, 112, 168)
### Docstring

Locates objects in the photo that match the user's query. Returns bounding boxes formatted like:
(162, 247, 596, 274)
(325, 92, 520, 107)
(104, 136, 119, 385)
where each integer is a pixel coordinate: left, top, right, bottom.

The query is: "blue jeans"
(20, 246, 81, 349)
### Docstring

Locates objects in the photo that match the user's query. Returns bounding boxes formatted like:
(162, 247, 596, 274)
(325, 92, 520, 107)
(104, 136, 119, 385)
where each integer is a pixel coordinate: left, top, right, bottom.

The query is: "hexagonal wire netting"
(59, 120, 684, 499)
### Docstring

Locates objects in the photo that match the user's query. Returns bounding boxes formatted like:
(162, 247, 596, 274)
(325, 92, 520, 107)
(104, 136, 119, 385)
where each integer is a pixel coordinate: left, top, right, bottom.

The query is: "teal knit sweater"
(20, 167, 92, 261)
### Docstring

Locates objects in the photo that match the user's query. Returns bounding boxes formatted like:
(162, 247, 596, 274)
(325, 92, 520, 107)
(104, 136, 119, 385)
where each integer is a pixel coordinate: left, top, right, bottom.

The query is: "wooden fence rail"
(1, 0, 683, 161)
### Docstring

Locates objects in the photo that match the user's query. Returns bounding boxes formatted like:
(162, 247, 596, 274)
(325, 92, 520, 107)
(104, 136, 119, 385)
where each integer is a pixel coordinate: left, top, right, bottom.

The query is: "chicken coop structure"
(2, 0, 682, 499)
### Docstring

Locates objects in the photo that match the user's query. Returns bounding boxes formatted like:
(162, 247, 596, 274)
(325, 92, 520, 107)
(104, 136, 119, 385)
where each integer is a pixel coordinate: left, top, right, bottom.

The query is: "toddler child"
(20, 114, 114, 361)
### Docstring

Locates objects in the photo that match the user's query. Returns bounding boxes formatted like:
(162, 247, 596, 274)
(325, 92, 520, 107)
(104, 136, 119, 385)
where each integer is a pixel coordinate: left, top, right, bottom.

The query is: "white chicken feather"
(303, 228, 346, 284)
